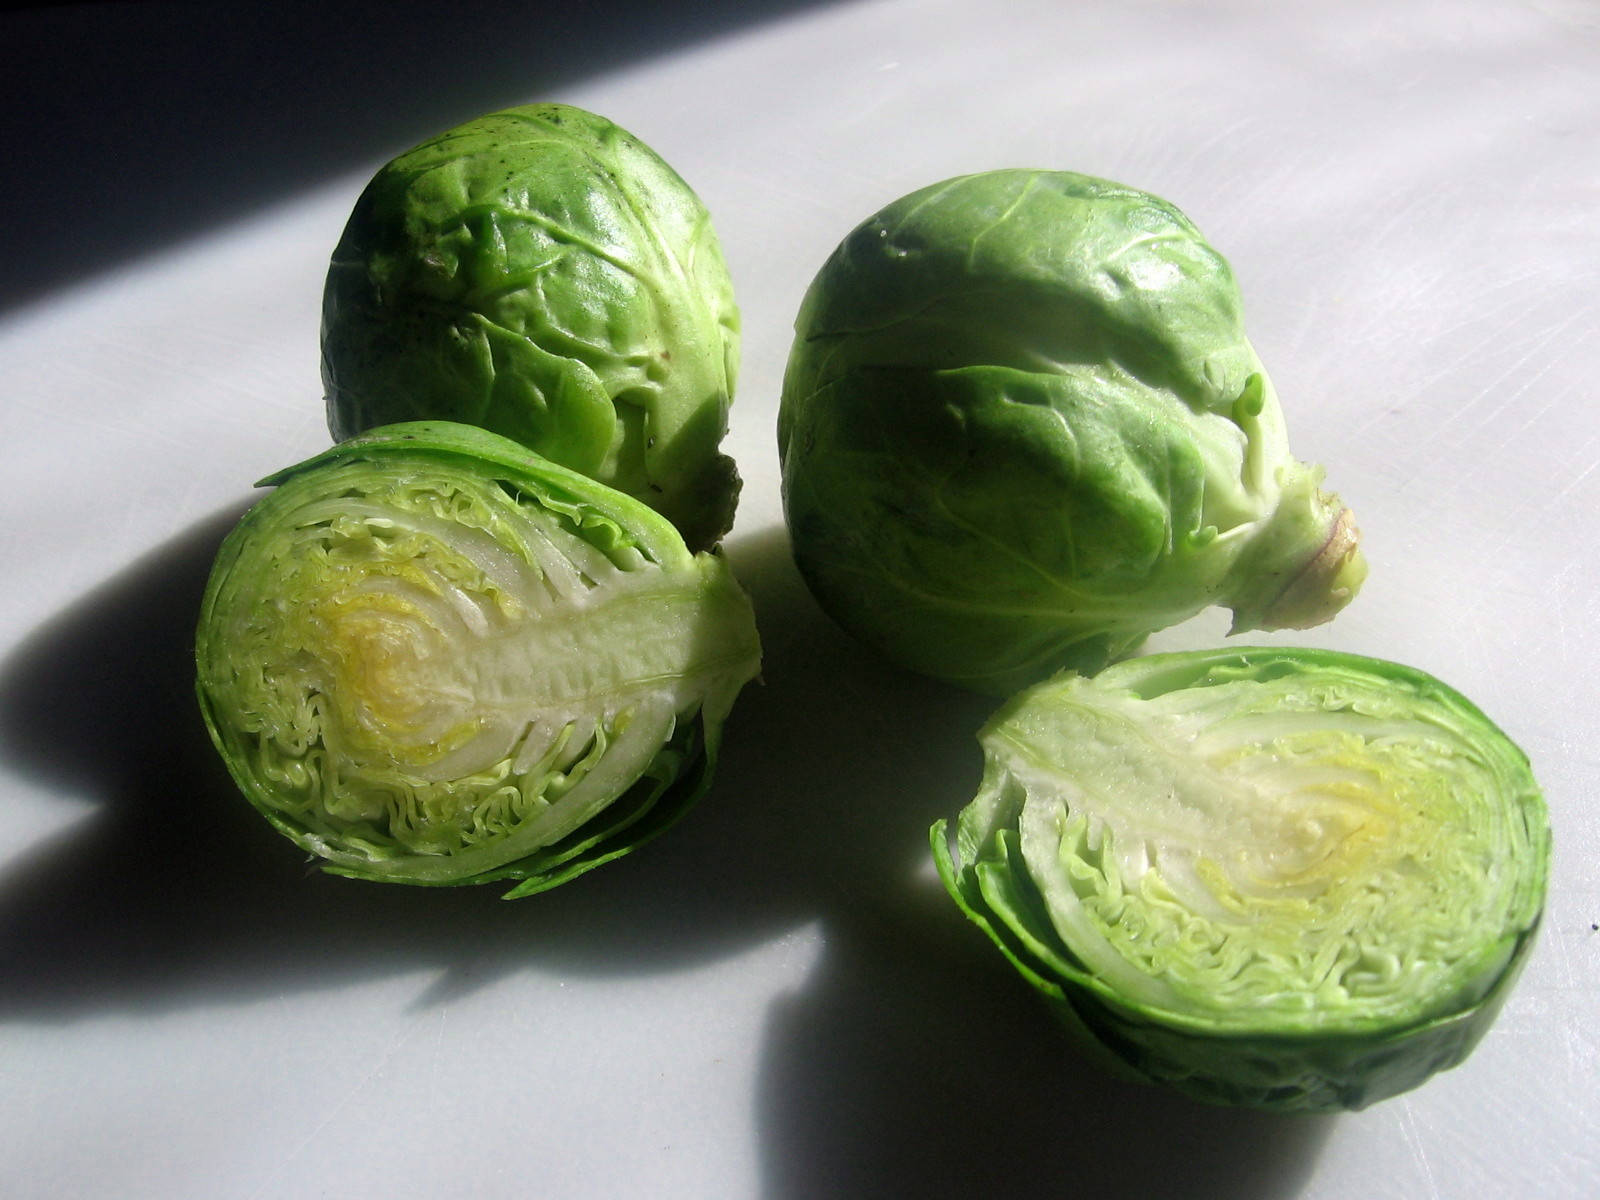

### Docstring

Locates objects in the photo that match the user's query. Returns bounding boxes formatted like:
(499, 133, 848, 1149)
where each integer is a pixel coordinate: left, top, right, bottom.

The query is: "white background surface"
(2, 1, 1596, 1197)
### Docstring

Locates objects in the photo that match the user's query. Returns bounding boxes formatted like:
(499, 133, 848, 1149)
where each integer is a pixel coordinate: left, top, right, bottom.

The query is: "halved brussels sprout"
(196, 421, 761, 897)
(780, 169, 1366, 694)
(322, 103, 742, 551)
(932, 647, 1548, 1111)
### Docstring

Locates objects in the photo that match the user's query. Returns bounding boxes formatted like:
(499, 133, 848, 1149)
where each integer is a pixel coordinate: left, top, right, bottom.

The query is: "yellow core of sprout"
(313, 586, 486, 769)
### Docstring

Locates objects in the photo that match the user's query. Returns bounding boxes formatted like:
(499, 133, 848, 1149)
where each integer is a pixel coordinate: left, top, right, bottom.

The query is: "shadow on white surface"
(756, 930, 1336, 1200)
(0, 513, 1334, 1193)
(1, 0, 831, 313)
(716, 534, 1338, 1198)
(0, 515, 977, 1017)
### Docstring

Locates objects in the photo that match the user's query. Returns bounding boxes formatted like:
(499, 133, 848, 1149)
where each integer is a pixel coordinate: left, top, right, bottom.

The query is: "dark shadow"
(2, 0, 832, 313)
(737, 566, 1339, 1197)
(757, 914, 1338, 1198)
(0, 504, 1335, 1191)
(0, 509, 984, 1019)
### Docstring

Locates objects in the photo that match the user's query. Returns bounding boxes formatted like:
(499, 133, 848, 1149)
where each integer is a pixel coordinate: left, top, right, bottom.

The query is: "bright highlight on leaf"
(196, 422, 761, 897)
(322, 103, 743, 551)
(779, 169, 1367, 693)
(933, 647, 1548, 1111)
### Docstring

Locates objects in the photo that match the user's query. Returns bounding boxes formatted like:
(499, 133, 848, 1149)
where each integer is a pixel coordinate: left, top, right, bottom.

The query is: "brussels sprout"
(779, 169, 1367, 694)
(195, 422, 761, 897)
(322, 103, 742, 551)
(932, 647, 1549, 1111)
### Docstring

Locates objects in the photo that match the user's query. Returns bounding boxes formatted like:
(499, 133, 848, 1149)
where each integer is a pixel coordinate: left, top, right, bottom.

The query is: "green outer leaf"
(322, 103, 742, 550)
(931, 646, 1550, 1111)
(196, 421, 760, 897)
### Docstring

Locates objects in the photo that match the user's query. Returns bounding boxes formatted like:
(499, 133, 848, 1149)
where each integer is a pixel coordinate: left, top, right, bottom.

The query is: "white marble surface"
(1, 1, 1596, 1196)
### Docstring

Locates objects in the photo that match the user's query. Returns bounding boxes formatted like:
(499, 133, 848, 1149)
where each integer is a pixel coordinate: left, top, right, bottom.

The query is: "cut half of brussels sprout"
(932, 647, 1548, 1111)
(196, 422, 761, 897)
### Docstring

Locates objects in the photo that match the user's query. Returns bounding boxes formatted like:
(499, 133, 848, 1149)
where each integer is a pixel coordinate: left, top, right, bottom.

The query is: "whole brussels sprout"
(195, 421, 761, 897)
(322, 104, 742, 551)
(779, 169, 1367, 694)
(933, 646, 1549, 1112)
